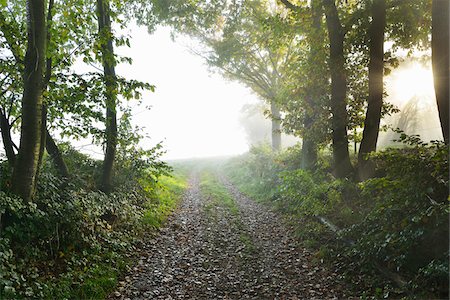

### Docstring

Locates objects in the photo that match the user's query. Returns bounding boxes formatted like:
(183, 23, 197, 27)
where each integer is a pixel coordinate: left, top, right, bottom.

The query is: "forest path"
(110, 172, 349, 299)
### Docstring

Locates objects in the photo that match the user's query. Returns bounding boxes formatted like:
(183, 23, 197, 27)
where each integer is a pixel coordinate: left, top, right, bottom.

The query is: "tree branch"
(278, 0, 302, 12)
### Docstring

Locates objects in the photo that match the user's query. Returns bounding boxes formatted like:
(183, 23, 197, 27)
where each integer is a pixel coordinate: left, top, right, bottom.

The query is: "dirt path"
(110, 173, 350, 299)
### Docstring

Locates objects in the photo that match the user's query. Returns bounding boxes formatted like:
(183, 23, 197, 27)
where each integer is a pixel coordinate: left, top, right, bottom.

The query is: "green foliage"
(0, 143, 178, 299)
(343, 138, 449, 295)
(224, 136, 449, 297)
(225, 144, 282, 202)
(278, 170, 359, 221)
(142, 171, 187, 228)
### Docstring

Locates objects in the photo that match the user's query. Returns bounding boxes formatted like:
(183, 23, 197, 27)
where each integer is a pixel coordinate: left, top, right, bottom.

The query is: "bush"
(223, 137, 449, 297)
(344, 139, 449, 296)
(0, 143, 178, 299)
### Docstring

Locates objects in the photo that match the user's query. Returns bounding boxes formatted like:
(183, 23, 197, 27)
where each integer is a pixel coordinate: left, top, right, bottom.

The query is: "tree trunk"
(97, 0, 118, 193)
(271, 100, 281, 151)
(358, 0, 386, 180)
(432, 0, 449, 144)
(38, 0, 69, 180)
(301, 131, 317, 170)
(0, 110, 16, 167)
(301, 0, 323, 171)
(36, 105, 47, 180)
(11, 0, 46, 202)
(322, 0, 353, 178)
(45, 129, 70, 178)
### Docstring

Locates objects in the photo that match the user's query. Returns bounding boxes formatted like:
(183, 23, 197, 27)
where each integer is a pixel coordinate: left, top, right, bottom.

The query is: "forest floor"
(109, 172, 352, 299)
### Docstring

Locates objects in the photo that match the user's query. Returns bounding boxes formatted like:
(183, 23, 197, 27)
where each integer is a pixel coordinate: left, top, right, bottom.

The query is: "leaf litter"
(109, 174, 351, 299)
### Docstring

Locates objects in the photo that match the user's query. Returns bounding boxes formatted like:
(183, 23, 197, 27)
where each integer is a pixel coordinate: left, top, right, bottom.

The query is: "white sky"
(5, 24, 440, 160)
(114, 25, 260, 160)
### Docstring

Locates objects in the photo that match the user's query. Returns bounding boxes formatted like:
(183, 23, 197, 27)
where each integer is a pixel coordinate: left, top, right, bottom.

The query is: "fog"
(115, 26, 262, 160)
(380, 59, 443, 146)
(1, 26, 443, 160)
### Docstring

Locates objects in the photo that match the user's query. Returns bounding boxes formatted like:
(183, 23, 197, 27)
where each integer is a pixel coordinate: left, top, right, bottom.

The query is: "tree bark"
(301, 0, 323, 171)
(322, 0, 353, 178)
(45, 130, 70, 178)
(97, 0, 118, 193)
(11, 0, 46, 202)
(36, 105, 47, 180)
(301, 129, 317, 170)
(271, 100, 281, 151)
(432, 0, 449, 144)
(358, 0, 386, 180)
(0, 109, 15, 167)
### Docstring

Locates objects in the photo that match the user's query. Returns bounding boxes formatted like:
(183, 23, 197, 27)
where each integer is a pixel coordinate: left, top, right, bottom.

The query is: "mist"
(379, 58, 443, 147)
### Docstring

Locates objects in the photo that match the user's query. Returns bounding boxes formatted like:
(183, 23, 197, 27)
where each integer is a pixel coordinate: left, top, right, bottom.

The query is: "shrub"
(0, 142, 175, 299)
(344, 139, 449, 295)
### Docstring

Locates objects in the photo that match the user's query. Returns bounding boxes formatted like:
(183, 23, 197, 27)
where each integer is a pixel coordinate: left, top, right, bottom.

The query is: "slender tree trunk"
(35, 0, 55, 184)
(432, 0, 449, 144)
(271, 100, 281, 151)
(36, 106, 47, 179)
(301, 0, 323, 171)
(97, 0, 118, 193)
(322, 0, 353, 178)
(45, 130, 69, 178)
(0, 110, 15, 166)
(11, 0, 46, 202)
(301, 121, 317, 170)
(358, 0, 386, 180)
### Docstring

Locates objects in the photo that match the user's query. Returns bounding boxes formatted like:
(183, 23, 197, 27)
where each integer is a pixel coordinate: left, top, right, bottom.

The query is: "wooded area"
(0, 0, 448, 298)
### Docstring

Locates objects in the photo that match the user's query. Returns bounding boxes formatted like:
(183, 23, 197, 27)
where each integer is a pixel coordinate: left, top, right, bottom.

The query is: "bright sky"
(115, 25, 259, 160)
(68, 25, 441, 159)
(386, 61, 435, 108)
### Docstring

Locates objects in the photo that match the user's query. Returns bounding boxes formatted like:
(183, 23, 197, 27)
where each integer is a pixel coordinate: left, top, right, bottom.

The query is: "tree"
(358, 0, 386, 180)
(97, 0, 118, 193)
(299, 0, 324, 170)
(277, 0, 328, 170)
(432, 0, 449, 144)
(0, 7, 25, 168)
(322, 0, 353, 178)
(11, 0, 46, 201)
(198, 2, 293, 152)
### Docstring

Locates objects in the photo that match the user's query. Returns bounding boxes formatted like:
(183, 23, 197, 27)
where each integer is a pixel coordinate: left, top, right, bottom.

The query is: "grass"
(142, 168, 188, 228)
(200, 171, 239, 216)
(198, 170, 256, 259)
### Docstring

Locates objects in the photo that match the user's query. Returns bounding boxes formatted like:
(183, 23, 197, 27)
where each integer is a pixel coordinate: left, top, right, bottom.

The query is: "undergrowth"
(223, 139, 449, 299)
(0, 145, 187, 299)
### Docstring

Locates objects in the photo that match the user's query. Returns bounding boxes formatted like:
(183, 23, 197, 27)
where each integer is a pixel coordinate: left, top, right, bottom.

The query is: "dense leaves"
(0, 143, 176, 299)
(224, 138, 449, 297)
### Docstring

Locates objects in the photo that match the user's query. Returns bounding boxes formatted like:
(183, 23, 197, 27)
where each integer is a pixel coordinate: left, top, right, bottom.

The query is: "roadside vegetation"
(0, 147, 187, 299)
(223, 139, 448, 299)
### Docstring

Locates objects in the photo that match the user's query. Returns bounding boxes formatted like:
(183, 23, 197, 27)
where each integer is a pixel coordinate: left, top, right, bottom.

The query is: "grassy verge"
(142, 168, 188, 228)
(42, 168, 189, 300)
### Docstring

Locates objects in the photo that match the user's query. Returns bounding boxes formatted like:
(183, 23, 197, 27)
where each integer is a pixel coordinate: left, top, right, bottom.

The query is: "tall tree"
(271, 101, 282, 151)
(199, 2, 293, 152)
(322, 0, 353, 178)
(302, 0, 327, 170)
(358, 0, 386, 180)
(97, 0, 118, 193)
(11, 0, 46, 201)
(432, 0, 449, 144)
(278, 0, 331, 170)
